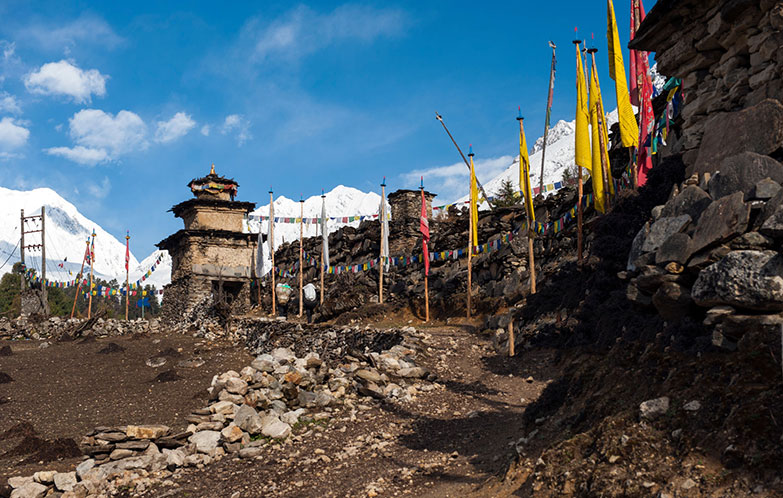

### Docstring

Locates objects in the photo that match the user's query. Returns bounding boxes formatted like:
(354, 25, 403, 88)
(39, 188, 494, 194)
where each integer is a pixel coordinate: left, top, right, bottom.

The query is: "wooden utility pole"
(125, 231, 130, 320)
(518, 114, 537, 295)
(41, 206, 46, 305)
(269, 190, 276, 316)
(70, 240, 88, 319)
(421, 183, 430, 323)
(19, 209, 24, 294)
(88, 230, 95, 319)
(298, 197, 304, 318)
(379, 179, 386, 304)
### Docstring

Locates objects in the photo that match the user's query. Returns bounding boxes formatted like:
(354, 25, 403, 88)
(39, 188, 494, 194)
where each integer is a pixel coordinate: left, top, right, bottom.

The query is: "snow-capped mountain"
(129, 249, 171, 289)
(0, 187, 140, 282)
(468, 109, 620, 204)
(248, 185, 382, 249)
(248, 185, 382, 276)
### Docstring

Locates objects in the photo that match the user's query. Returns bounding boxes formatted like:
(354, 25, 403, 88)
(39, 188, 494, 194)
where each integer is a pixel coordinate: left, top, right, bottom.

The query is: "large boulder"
(708, 152, 783, 200)
(693, 98, 783, 175)
(641, 215, 692, 253)
(692, 250, 783, 311)
(660, 185, 712, 223)
(690, 192, 749, 253)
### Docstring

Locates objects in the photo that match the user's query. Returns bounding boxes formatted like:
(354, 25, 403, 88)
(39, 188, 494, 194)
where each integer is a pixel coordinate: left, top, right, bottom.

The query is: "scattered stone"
(53, 471, 77, 492)
(708, 152, 783, 201)
(145, 357, 166, 368)
(8, 481, 47, 498)
(751, 178, 781, 200)
(652, 282, 693, 320)
(189, 430, 221, 454)
(126, 425, 169, 440)
(655, 233, 693, 265)
(221, 424, 244, 443)
(660, 185, 712, 223)
(641, 215, 692, 253)
(32, 471, 55, 484)
(681, 478, 697, 490)
(639, 397, 670, 421)
(261, 417, 292, 439)
(683, 400, 702, 411)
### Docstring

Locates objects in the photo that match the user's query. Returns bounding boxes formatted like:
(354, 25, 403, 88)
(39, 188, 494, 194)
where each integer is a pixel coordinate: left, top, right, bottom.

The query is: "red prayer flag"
(420, 188, 430, 276)
(630, 0, 654, 186)
(125, 231, 130, 271)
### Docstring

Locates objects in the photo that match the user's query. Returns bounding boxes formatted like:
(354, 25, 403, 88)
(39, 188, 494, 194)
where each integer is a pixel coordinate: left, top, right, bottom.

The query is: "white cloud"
(45, 145, 109, 165)
(87, 176, 111, 198)
(402, 155, 513, 203)
(0, 92, 21, 114)
(154, 112, 196, 143)
(245, 5, 407, 62)
(19, 15, 124, 51)
(221, 114, 251, 145)
(46, 109, 147, 165)
(0, 117, 30, 150)
(24, 60, 108, 103)
(200, 124, 210, 136)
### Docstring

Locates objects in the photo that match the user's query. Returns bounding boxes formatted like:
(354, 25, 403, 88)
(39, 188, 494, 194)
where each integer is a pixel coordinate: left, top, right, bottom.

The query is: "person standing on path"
(303, 282, 318, 324)
(276, 282, 293, 318)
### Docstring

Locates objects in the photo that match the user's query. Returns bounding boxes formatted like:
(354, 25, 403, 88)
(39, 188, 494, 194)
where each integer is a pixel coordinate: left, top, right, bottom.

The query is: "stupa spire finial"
(210, 163, 215, 175)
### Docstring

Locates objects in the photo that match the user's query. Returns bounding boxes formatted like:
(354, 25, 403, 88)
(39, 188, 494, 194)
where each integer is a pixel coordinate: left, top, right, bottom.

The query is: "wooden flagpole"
(88, 231, 95, 319)
(421, 181, 429, 323)
(125, 231, 130, 320)
(588, 47, 612, 211)
(379, 179, 386, 304)
(70, 239, 88, 319)
(320, 191, 325, 305)
(539, 41, 557, 194)
(518, 113, 536, 295)
(270, 189, 276, 316)
(298, 197, 304, 318)
(574, 38, 584, 265)
(508, 320, 515, 357)
(467, 150, 474, 319)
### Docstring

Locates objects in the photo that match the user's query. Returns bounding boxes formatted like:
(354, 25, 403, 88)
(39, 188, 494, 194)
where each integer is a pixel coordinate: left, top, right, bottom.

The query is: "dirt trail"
(138, 325, 555, 498)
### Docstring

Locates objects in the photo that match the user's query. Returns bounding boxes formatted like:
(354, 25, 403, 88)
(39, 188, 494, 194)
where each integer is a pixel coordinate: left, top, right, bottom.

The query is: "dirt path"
(140, 325, 556, 497)
(0, 333, 251, 481)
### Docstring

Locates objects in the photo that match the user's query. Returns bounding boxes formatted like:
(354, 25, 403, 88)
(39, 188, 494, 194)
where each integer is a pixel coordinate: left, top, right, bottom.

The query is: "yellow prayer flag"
(518, 119, 535, 222)
(469, 155, 479, 248)
(607, 0, 639, 148)
(589, 68, 608, 213)
(575, 44, 591, 170)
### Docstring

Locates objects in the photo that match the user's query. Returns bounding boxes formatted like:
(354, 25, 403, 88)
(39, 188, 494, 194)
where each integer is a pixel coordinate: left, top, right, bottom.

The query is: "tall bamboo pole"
(588, 48, 612, 211)
(379, 180, 386, 304)
(70, 240, 88, 319)
(298, 197, 304, 318)
(539, 42, 557, 194)
(270, 190, 276, 316)
(467, 151, 474, 319)
(320, 191, 325, 305)
(88, 230, 95, 319)
(125, 231, 130, 320)
(518, 115, 537, 295)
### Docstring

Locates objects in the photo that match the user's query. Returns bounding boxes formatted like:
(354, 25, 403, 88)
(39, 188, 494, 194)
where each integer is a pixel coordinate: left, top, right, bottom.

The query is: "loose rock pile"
(0, 316, 160, 341)
(4, 327, 432, 497)
(626, 152, 783, 349)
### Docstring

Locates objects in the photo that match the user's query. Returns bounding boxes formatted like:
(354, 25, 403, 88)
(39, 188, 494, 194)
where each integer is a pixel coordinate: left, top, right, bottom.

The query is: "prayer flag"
(519, 118, 535, 222)
(420, 188, 430, 276)
(630, 0, 654, 186)
(589, 66, 609, 213)
(469, 155, 479, 248)
(575, 43, 592, 171)
(607, 0, 639, 147)
(124, 231, 130, 271)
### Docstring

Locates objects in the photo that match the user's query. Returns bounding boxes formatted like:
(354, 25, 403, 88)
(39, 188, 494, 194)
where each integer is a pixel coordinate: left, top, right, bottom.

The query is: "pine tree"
(494, 179, 520, 207)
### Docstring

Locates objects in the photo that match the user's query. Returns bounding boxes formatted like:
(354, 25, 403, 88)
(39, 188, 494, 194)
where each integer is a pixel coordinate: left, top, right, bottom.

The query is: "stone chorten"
(157, 164, 257, 320)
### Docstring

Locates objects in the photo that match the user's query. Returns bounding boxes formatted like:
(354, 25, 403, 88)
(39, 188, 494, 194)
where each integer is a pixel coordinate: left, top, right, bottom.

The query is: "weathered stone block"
(692, 250, 783, 310)
(690, 192, 749, 252)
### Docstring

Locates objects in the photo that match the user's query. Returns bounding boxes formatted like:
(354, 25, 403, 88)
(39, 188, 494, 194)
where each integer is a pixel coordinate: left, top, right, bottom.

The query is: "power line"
(0, 239, 19, 271)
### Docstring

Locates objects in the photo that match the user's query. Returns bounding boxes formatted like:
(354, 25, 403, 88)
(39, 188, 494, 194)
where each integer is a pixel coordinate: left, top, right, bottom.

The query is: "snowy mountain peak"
(0, 186, 140, 282)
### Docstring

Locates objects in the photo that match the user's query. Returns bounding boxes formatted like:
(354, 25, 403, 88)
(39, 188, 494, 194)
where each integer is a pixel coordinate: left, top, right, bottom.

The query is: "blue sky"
(0, 0, 654, 256)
